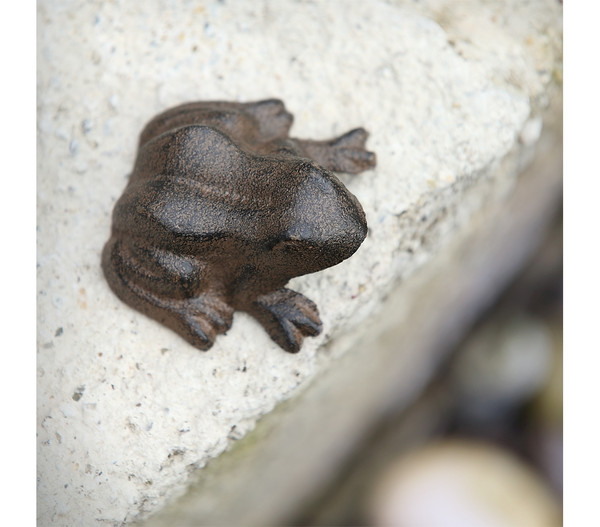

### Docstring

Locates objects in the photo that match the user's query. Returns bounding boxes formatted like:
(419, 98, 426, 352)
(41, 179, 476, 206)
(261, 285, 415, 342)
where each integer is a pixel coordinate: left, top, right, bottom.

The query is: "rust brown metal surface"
(102, 99, 376, 352)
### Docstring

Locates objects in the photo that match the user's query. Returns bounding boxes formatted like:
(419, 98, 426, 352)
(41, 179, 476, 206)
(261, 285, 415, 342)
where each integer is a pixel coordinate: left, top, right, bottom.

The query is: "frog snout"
(288, 173, 367, 262)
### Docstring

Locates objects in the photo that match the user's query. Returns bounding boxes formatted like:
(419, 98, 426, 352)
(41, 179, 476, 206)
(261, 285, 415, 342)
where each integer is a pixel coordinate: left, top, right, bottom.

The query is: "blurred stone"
(528, 320, 563, 494)
(450, 313, 554, 422)
(530, 322, 563, 426)
(368, 441, 561, 527)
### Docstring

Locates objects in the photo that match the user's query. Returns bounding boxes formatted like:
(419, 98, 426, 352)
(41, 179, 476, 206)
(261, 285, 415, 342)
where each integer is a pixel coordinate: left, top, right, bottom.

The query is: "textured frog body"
(102, 99, 376, 352)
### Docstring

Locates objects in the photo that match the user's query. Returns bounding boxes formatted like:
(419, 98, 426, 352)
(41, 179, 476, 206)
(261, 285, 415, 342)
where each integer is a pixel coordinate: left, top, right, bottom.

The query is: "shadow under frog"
(102, 99, 376, 353)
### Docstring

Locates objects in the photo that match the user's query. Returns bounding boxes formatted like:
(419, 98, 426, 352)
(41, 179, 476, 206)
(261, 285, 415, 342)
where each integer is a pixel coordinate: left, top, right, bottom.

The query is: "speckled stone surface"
(36, 1, 561, 525)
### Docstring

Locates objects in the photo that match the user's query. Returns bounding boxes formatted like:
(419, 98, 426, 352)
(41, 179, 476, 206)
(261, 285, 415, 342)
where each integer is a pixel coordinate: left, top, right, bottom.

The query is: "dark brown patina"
(102, 99, 376, 352)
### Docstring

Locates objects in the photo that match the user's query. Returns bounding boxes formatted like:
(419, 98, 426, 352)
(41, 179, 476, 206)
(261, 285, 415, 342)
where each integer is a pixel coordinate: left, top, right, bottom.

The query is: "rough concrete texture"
(37, 1, 562, 525)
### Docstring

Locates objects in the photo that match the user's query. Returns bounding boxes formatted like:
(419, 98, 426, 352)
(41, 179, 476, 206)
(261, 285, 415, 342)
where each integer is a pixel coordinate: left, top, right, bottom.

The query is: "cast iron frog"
(102, 99, 376, 352)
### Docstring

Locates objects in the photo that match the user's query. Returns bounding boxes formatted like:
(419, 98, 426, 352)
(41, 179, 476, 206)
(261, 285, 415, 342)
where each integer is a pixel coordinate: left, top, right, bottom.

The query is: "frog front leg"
(246, 288, 323, 353)
(288, 128, 376, 174)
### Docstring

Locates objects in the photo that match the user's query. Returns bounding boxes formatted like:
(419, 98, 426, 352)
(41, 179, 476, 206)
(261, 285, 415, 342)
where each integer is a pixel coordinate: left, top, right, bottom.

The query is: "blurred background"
(292, 210, 563, 527)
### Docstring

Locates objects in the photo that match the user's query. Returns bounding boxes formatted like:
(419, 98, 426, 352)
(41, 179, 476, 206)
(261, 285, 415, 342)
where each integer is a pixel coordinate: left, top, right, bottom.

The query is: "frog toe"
(287, 309, 321, 337)
(331, 128, 369, 148)
(275, 318, 306, 354)
(181, 314, 216, 349)
(334, 147, 377, 173)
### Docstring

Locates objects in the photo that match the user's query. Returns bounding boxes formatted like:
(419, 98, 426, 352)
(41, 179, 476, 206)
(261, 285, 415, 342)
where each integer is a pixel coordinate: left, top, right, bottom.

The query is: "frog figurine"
(102, 99, 376, 352)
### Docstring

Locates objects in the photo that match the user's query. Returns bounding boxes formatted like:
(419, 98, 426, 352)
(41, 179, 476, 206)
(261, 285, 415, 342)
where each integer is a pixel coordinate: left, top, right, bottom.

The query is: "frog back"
(113, 125, 295, 249)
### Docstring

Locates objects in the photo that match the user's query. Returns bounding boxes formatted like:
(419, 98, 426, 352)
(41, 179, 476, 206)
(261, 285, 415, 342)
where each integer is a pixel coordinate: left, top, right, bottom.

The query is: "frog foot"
(296, 127, 376, 174)
(244, 99, 294, 141)
(103, 238, 234, 350)
(326, 128, 377, 173)
(249, 288, 323, 353)
(174, 294, 234, 350)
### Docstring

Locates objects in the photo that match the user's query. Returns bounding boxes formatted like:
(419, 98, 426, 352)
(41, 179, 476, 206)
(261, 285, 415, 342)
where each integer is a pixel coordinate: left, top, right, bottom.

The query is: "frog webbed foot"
(294, 128, 376, 174)
(175, 294, 234, 350)
(249, 288, 322, 353)
(243, 99, 294, 142)
(328, 128, 377, 171)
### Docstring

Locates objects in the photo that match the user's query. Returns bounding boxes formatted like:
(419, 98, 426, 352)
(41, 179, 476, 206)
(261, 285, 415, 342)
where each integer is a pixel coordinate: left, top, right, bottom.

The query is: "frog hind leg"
(102, 238, 233, 350)
(246, 288, 323, 353)
(287, 128, 376, 174)
(139, 99, 293, 148)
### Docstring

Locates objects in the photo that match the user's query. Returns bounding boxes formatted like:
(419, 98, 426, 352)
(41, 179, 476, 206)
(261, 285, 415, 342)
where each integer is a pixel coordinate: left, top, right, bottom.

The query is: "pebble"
(368, 440, 561, 527)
